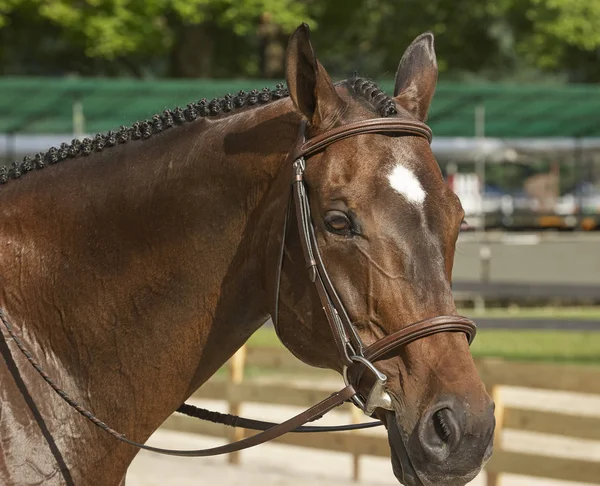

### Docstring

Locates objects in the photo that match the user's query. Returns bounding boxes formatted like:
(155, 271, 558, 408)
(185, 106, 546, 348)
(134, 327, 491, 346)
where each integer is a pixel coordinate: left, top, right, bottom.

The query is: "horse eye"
(324, 210, 352, 235)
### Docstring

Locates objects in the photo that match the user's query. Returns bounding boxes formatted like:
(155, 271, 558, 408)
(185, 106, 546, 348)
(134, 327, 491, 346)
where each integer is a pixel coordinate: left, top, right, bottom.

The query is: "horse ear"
(393, 32, 438, 122)
(285, 23, 344, 128)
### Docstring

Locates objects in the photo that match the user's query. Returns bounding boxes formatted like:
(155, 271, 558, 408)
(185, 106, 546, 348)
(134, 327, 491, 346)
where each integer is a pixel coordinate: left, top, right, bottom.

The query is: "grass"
(458, 306, 600, 320)
(470, 330, 600, 364)
(247, 326, 600, 366)
(247, 328, 284, 348)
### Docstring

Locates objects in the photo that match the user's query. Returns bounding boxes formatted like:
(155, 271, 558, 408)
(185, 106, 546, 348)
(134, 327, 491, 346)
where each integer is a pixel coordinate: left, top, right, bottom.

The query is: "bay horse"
(0, 24, 494, 486)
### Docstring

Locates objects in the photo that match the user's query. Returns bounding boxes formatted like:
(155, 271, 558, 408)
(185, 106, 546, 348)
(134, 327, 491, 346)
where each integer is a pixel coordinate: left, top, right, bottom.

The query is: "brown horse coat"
(0, 24, 493, 486)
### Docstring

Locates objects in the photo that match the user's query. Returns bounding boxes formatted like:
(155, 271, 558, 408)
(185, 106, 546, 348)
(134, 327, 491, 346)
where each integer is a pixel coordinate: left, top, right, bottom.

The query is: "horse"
(0, 23, 495, 486)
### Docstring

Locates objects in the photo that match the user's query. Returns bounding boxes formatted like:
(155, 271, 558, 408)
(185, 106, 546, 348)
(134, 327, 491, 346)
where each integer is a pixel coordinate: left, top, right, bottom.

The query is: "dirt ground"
(127, 386, 600, 486)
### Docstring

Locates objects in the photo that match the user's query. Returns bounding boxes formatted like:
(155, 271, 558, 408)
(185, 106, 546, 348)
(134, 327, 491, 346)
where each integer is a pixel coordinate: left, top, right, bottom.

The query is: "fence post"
(228, 345, 247, 465)
(486, 384, 504, 486)
(351, 405, 363, 481)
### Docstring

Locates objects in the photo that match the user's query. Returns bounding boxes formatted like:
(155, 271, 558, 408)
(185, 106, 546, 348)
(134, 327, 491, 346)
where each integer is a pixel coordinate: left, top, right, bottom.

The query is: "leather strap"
(364, 315, 477, 361)
(294, 118, 432, 160)
(177, 402, 382, 433)
(0, 306, 360, 457)
(119, 385, 357, 457)
(347, 316, 476, 399)
(292, 167, 354, 366)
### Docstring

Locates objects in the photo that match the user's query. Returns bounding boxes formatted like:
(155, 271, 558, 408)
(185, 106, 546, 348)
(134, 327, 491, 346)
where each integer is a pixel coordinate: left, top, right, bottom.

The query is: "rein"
(0, 116, 477, 457)
(0, 310, 362, 457)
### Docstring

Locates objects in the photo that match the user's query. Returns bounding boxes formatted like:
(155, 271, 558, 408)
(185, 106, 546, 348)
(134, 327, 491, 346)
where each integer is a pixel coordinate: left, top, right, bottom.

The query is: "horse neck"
(0, 100, 299, 463)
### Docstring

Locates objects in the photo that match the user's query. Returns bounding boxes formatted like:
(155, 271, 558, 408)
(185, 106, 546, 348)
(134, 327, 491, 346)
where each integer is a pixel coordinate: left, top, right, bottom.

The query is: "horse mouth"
(386, 413, 424, 486)
(385, 410, 495, 486)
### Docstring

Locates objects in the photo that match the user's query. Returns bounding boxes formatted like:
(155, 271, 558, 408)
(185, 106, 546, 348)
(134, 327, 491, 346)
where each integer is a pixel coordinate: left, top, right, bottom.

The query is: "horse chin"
(386, 414, 424, 486)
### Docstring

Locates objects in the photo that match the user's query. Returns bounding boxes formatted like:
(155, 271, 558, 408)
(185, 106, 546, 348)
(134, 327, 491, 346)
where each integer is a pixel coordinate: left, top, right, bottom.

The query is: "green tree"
(309, 0, 508, 79)
(0, 0, 310, 77)
(3, 0, 600, 81)
(496, 0, 600, 81)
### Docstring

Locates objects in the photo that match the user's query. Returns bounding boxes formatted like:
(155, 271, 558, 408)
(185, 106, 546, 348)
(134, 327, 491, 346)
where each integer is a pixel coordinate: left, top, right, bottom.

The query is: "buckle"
(343, 355, 393, 416)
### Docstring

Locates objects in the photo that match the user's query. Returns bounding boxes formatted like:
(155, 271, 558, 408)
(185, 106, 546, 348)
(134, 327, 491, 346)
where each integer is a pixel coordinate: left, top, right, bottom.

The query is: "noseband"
(275, 117, 477, 416)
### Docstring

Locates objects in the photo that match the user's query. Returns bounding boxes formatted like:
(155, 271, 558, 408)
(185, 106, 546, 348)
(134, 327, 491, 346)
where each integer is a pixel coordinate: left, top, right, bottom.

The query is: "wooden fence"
(162, 346, 600, 485)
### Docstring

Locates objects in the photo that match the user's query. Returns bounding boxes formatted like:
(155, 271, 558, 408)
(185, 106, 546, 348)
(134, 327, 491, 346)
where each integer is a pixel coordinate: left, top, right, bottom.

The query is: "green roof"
(1, 76, 600, 138)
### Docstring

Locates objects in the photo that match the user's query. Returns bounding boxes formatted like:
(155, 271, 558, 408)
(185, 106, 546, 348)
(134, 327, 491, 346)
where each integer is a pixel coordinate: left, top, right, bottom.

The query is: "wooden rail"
(161, 346, 600, 484)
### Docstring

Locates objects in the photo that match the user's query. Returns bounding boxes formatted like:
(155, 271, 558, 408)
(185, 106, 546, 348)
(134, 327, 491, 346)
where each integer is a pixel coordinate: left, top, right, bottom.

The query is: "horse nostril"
(418, 406, 463, 463)
(413, 398, 495, 479)
(433, 409, 452, 443)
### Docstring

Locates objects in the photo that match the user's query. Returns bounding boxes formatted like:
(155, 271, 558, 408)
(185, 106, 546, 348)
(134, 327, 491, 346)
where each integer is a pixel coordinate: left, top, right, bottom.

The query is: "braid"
(0, 83, 292, 186)
(0, 78, 390, 187)
(346, 77, 397, 117)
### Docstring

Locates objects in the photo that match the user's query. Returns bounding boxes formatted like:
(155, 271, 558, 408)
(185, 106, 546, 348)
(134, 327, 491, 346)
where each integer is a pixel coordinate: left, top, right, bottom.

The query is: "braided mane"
(343, 76, 398, 117)
(1, 78, 396, 185)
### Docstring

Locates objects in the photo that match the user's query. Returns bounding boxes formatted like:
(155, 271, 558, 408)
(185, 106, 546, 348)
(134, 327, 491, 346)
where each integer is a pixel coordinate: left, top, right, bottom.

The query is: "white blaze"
(388, 164, 426, 205)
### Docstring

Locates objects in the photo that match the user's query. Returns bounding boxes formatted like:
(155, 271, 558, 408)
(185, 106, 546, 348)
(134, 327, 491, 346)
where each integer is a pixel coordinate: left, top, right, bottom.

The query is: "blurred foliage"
(495, 0, 600, 82)
(1, 0, 600, 81)
(24, 0, 307, 58)
(0, 0, 310, 76)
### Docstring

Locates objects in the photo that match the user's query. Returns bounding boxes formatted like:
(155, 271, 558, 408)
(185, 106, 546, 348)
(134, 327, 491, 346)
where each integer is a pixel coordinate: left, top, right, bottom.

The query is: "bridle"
(277, 117, 477, 416)
(0, 116, 477, 458)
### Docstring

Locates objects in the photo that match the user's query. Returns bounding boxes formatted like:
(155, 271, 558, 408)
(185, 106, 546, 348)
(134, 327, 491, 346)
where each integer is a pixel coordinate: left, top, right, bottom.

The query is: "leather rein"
(0, 117, 477, 457)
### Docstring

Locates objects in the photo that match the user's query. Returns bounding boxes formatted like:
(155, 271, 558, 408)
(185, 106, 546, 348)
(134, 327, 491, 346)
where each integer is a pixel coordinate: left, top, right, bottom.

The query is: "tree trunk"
(169, 23, 216, 78)
(257, 13, 285, 79)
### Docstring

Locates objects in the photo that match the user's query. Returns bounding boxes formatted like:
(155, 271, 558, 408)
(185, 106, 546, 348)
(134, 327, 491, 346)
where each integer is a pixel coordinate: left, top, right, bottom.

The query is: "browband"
(294, 118, 433, 160)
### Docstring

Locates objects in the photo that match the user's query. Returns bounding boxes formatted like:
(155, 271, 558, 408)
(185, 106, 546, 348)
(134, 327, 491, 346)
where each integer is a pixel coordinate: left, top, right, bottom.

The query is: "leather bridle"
(276, 117, 477, 416)
(0, 116, 477, 458)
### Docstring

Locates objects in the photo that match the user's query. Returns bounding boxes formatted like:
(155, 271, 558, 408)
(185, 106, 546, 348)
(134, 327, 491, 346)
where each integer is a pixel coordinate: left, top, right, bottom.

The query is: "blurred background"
(1, 1, 600, 485)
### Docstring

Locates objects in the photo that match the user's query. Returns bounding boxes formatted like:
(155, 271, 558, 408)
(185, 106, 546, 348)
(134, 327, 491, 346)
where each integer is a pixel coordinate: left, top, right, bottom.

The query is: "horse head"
(272, 24, 495, 486)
